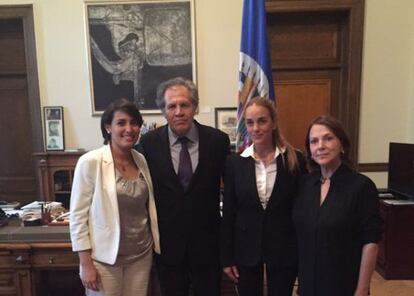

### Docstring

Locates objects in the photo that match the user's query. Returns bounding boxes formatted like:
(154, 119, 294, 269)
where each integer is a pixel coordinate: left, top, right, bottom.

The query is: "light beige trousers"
(85, 250, 152, 296)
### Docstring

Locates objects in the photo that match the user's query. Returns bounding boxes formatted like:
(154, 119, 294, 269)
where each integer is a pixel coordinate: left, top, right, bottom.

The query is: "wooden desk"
(0, 222, 237, 296)
(0, 242, 84, 296)
(376, 199, 414, 279)
(0, 222, 83, 296)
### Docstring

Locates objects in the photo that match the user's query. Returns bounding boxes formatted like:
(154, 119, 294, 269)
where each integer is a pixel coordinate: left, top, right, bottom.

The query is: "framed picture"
(85, 0, 196, 115)
(43, 106, 65, 151)
(215, 107, 237, 146)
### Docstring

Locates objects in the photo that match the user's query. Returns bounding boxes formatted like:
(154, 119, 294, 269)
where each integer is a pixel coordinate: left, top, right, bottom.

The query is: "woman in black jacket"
(293, 115, 381, 296)
(221, 97, 305, 296)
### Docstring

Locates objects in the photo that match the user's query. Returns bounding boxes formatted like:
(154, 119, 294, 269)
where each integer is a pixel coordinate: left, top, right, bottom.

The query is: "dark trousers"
(237, 263, 297, 296)
(155, 254, 221, 296)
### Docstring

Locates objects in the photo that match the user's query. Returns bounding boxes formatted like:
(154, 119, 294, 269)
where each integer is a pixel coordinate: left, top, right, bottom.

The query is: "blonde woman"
(221, 97, 306, 296)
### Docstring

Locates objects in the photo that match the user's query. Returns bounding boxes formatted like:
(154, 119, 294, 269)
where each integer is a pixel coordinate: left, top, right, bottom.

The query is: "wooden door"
(275, 72, 337, 151)
(0, 6, 42, 205)
(266, 1, 364, 162)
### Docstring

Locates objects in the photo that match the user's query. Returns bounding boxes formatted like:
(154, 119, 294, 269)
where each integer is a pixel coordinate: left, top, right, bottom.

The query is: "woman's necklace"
(115, 159, 132, 172)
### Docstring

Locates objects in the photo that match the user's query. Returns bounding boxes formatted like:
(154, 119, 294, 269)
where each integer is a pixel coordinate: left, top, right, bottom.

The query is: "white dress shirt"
(241, 144, 286, 209)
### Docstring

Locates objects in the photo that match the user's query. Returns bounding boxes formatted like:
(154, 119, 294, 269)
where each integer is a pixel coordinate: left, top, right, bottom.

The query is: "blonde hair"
(245, 97, 299, 173)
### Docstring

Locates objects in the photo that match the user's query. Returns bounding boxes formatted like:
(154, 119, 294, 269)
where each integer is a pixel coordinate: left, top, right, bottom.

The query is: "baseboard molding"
(358, 163, 388, 173)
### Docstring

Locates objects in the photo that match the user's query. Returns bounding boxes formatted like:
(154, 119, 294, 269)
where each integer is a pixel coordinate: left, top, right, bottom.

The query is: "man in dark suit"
(139, 77, 229, 296)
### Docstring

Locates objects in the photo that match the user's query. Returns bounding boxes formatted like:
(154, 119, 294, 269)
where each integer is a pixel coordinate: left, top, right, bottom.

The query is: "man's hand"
(223, 266, 239, 283)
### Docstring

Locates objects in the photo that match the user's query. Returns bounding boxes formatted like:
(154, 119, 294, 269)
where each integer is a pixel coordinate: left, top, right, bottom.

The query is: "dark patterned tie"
(177, 137, 193, 190)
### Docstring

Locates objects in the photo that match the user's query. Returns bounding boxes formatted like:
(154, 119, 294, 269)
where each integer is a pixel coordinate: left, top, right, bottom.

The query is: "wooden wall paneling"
(265, 0, 364, 164)
(0, 27, 36, 205)
(267, 9, 343, 151)
(275, 77, 331, 151)
(266, 0, 363, 10)
(0, 78, 32, 171)
(358, 163, 388, 173)
(0, 7, 42, 151)
(0, 19, 25, 74)
(276, 72, 341, 152)
(267, 11, 343, 68)
(0, 6, 42, 204)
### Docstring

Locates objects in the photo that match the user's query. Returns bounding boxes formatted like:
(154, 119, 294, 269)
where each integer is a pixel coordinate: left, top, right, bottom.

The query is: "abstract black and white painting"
(86, 0, 195, 114)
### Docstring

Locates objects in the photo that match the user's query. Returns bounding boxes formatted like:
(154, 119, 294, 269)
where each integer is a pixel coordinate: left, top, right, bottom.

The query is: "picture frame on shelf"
(215, 107, 237, 147)
(85, 0, 196, 115)
(43, 106, 65, 151)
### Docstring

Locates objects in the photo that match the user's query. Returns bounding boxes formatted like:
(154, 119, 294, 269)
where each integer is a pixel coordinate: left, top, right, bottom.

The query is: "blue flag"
(236, 0, 275, 152)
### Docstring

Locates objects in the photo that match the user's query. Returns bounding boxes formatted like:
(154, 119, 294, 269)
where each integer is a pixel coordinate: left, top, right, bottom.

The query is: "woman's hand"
(223, 266, 239, 283)
(78, 250, 101, 291)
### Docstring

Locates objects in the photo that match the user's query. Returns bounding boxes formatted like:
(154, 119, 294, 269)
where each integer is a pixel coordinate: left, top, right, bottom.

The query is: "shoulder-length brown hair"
(304, 115, 352, 171)
(245, 97, 299, 173)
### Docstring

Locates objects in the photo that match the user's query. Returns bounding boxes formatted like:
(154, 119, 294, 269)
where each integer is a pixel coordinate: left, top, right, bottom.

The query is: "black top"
(220, 150, 306, 267)
(293, 164, 382, 296)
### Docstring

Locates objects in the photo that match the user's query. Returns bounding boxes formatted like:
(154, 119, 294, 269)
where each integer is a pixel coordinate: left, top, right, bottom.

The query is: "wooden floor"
(370, 272, 414, 296)
(290, 272, 414, 296)
(158, 271, 414, 295)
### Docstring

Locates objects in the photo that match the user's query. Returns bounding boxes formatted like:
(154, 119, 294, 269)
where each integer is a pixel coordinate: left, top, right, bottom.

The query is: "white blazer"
(70, 145, 160, 265)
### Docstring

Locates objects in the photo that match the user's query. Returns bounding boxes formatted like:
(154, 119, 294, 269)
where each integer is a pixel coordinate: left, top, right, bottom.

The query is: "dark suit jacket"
(220, 150, 305, 268)
(140, 121, 230, 265)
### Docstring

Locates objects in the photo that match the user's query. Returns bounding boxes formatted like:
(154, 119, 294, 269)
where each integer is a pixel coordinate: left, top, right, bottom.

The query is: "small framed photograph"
(215, 107, 237, 146)
(43, 106, 65, 151)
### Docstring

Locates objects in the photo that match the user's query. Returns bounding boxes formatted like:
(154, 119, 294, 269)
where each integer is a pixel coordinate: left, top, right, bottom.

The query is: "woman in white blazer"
(70, 99, 160, 296)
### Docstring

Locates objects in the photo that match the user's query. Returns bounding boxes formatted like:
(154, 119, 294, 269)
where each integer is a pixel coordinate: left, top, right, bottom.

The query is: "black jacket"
(140, 121, 229, 264)
(220, 150, 305, 267)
